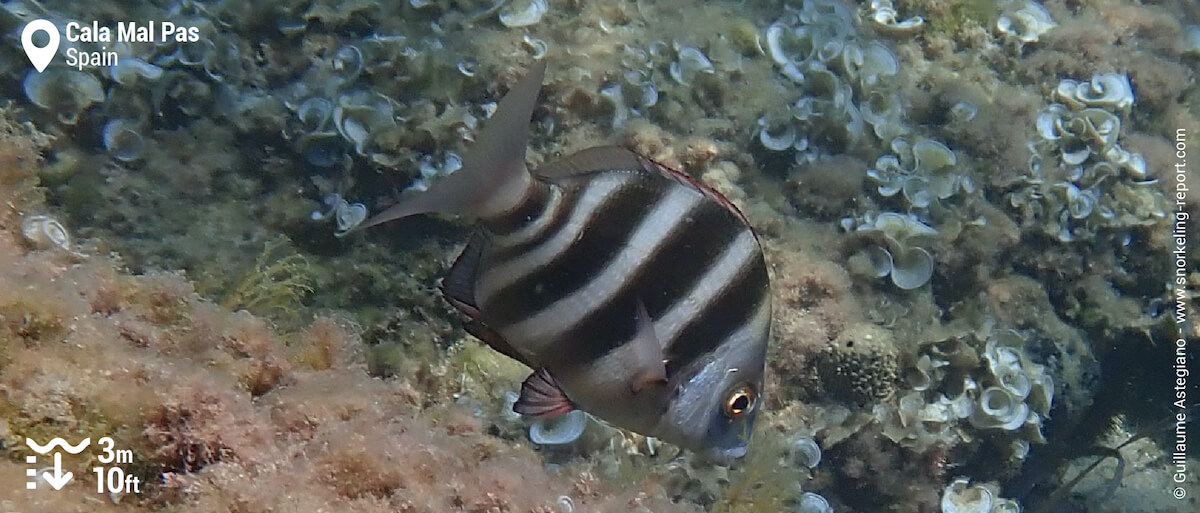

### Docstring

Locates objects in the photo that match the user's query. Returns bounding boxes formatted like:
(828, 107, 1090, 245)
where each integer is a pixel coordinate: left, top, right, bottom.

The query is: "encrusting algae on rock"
(0, 106, 702, 512)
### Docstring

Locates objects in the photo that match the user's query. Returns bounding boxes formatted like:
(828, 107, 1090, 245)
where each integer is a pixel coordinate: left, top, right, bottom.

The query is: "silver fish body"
(361, 61, 772, 463)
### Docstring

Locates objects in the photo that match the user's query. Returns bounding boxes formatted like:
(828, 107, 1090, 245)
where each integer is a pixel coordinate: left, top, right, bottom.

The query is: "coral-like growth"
(815, 323, 900, 406)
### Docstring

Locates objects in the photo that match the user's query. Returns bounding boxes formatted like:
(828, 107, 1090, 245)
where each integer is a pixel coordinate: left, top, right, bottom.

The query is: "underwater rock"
(297, 131, 346, 167)
(788, 154, 867, 218)
(1186, 25, 1200, 56)
(154, 71, 215, 117)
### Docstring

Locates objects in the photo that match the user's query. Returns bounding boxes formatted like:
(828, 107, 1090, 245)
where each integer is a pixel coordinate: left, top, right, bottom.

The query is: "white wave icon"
(26, 437, 91, 454)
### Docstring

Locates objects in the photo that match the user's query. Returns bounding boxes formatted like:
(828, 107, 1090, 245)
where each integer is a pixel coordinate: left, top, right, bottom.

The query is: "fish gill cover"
(0, 1, 1196, 513)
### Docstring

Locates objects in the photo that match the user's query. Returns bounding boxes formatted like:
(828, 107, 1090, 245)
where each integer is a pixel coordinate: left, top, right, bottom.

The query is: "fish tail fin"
(357, 60, 547, 231)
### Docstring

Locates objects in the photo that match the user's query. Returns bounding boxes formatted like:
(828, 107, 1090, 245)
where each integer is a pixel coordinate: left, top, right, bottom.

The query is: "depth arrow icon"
(41, 453, 72, 490)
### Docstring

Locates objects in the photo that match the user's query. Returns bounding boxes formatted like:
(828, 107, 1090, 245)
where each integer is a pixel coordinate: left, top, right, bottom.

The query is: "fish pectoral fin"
(514, 368, 575, 418)
(629, 299, 668, 394)
(630, 366, 669, 394)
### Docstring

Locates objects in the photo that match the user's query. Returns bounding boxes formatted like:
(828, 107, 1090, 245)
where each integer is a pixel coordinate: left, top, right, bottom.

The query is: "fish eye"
(723, 384, 756, 417)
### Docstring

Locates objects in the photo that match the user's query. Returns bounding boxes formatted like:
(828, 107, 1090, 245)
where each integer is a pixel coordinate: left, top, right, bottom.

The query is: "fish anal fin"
(514, 368, 575, 418)
(440, 230, 488, 317)
(629, 299, 668, 394)
(464, 320, 535, 368)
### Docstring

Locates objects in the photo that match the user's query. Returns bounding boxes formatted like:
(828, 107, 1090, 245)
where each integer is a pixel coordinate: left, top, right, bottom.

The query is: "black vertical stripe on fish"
(539, 296, 641, 369)
(476, 173, 633, 306)
(634, 199, 749, 320)
(560, 228, 764, 372)
(650, 229, 763, 346)
(497, 183, 705, 346)
(483, 181, 554, 236)
(665, 246, 769, 376)
(486, 185, 574, 262)
(541, 199, 748, 369)
(480, 179, 665, 326)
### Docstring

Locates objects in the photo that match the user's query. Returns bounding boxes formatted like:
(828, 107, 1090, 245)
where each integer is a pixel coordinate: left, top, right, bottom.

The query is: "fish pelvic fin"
(357, 60, 548, 231)
(514, 368, 575, 418)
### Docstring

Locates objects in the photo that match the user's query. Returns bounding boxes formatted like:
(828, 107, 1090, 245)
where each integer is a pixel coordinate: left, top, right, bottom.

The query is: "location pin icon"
(22, 19, 60, 73)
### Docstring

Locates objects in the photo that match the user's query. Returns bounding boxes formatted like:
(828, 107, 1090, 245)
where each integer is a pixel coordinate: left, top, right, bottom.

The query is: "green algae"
(213, 236, 314, 325)
(928, 0, 1000, 37)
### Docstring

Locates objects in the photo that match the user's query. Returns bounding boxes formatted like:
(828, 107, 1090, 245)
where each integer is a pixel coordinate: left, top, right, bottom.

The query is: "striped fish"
(360, 61, 772, 463)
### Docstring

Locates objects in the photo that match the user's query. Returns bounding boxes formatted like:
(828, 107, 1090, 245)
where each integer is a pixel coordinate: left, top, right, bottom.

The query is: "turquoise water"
(1, 1, 1196, 512)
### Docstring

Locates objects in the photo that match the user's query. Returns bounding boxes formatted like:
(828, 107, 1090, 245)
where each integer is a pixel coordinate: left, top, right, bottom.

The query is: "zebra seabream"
(361, 60, 772, 463)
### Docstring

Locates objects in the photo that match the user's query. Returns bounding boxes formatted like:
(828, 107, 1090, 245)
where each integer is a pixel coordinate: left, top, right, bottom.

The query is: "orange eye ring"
(724, 385, 756, 417)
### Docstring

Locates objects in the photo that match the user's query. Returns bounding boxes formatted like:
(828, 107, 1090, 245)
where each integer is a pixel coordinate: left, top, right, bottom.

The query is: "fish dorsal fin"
(538, 146, 753, 228)
(643, 157, 753, 228)
(535, 146, 647, 180)
(514, 368, 575, 418)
